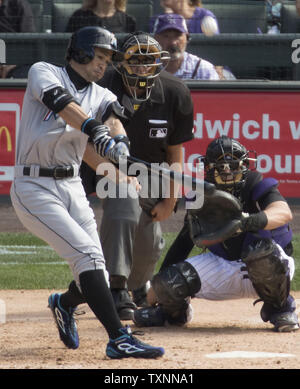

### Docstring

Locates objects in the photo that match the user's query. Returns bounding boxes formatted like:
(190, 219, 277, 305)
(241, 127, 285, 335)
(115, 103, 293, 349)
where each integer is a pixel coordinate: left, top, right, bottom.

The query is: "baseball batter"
(10, 26, 164, 359)
(134, 136, 299, 333)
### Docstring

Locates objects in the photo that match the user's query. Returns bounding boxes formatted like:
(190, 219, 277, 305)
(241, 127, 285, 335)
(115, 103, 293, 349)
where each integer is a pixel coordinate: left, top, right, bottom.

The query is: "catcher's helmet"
(203, 136, 256, 195)
(114, 32, 170, 101)
(66, 26, 120, 64)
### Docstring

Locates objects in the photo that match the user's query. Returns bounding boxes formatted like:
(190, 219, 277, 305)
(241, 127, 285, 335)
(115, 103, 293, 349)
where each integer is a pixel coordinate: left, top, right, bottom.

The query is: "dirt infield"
(1, 198, 300, 371)
(1, 290, 300, 370)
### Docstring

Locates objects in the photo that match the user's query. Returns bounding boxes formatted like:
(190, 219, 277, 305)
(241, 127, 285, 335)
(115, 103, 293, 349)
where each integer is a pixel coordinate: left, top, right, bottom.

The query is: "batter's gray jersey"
(11, 61, 119, 287)
(16, 61, 117, 169)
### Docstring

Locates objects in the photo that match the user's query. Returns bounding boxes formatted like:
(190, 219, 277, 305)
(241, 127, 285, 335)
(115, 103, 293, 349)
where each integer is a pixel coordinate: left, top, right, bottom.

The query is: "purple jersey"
(187, 7, 219, 34)
(149, 7, 220, 34)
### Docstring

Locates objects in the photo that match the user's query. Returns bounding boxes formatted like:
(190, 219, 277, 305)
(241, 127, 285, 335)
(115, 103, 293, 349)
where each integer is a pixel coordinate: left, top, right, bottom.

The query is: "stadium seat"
(187, 33, 296, 80)
(2, 32, 300, 81)
(280, 1, 300, 33)
(42, 0, 82, 33)
(126, 0, 154, 32)
(27, 0, 45, 32)
(152, 0, 164, 16)
(2, 33, 70, 66)
(200, 0, 268, 33)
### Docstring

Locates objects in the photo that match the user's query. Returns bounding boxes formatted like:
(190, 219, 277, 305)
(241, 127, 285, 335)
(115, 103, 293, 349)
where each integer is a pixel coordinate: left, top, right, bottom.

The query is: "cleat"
(260, 296, 300, 333)
(111, 289, 137, 321)
(132, 282, 150, 308)
(48, 293, 79, 349)
(270, 311, 300, 333)
(133, 306, 166, 327)
(106, 325, 164, 359)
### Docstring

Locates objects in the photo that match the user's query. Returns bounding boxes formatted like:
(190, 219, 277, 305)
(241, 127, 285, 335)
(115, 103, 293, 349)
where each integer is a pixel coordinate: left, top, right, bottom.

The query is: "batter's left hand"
(105, 141, 130, 164)
(151, 198, 176, 222)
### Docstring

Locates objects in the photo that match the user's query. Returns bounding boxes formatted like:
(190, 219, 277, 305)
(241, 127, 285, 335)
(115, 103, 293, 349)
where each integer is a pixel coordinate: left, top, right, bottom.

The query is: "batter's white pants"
(10, 176, 109, 288)
(186, 243, 295, 300)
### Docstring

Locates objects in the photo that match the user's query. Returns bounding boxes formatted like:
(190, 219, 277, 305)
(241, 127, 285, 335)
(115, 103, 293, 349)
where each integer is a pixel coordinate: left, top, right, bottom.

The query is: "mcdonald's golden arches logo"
(0, 126, 12, 151)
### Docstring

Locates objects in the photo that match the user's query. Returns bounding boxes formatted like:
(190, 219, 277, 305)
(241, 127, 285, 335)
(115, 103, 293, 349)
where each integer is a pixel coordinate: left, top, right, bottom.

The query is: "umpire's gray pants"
(99, 190, 165, 291)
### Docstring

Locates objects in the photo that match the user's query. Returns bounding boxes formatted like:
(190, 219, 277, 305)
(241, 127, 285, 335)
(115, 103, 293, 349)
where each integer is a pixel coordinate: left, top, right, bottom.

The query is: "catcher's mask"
(202, 136, 257, 196)
(66, 26, 122, 64)
(114, 32, 170, 101)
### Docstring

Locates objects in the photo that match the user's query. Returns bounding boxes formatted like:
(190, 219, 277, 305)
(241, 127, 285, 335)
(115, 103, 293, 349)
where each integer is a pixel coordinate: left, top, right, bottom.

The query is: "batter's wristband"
(81, 118, 102, 137)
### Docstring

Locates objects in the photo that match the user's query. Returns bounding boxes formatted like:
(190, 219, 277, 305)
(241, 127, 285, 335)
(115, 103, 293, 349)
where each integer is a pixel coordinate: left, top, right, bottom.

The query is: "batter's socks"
(79, 269, 123, 339)
(60, 280, 86, 309)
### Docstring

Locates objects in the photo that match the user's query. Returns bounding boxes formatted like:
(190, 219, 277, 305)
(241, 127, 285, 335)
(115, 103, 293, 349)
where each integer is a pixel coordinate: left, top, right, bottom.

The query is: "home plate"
(205, 351, 295, 359)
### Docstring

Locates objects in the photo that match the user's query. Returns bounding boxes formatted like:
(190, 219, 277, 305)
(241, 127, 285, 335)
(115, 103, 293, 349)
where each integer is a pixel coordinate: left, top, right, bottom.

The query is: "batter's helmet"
(203, 136, 257, 196)
(66, 26, 121, 64)
(114, 32, 170, 101)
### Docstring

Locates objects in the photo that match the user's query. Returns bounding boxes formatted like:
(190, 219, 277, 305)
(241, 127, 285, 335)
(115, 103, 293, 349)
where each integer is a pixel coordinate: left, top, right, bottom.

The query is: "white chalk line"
(0, 262, 66, 265)
(205, 351, 296, 359)
(0, 245, 53, 255)
(0, 245, 65, 265)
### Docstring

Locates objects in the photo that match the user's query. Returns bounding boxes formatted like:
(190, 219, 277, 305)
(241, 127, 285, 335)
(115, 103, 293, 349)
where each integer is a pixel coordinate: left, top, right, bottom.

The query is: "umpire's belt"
(14, 165, 78, 179)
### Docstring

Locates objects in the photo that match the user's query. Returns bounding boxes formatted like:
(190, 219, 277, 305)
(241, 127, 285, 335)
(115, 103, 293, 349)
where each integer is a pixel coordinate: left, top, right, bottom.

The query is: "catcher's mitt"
(187, 189, 243, 248)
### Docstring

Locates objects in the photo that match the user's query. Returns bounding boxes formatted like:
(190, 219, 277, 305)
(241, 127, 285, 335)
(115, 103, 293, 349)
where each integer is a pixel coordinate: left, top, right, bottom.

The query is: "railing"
(1, 33, 300, 80)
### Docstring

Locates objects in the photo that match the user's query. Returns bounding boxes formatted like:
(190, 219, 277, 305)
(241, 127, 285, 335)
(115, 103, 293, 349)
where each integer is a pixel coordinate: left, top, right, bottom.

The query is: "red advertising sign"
(0, 90, 23, 195)
(184, 90, 300, 198)
(0, 88, 299, 198)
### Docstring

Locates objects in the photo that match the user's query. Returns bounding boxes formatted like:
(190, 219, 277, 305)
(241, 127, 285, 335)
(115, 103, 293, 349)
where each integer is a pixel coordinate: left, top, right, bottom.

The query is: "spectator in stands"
(297, 0, 300, 17)
(66, 0, 136, 33)
(153, 13, 219, 80)
(150, 0, 219, 36)
(0, 63, 32, 78)
(266, 1, 282, 34)
(159, 0, 172, 14)
(0, 0, 36, 32)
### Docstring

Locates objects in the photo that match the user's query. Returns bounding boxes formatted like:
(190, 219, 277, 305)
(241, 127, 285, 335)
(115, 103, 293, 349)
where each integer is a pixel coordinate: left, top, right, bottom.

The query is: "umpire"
(81, 32, 195, 320)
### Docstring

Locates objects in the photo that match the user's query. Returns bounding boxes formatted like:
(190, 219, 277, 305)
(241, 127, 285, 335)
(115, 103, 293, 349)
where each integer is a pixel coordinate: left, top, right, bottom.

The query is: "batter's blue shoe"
(48, 293, 79, 349)
(106, 326, 164, 359)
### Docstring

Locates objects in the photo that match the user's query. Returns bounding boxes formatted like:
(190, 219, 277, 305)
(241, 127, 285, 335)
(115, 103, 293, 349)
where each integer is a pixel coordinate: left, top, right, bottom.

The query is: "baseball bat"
(120, 155, 216, 195)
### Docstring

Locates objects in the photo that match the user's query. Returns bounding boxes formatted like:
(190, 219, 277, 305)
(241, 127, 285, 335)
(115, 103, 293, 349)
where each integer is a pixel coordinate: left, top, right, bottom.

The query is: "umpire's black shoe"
(132, 282, 150, 308)
(111, 288, 137, 321)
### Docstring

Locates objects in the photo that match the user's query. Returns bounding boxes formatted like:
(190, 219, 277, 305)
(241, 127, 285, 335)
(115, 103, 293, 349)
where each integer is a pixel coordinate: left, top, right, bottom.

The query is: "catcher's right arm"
(186, 189, 243, 248)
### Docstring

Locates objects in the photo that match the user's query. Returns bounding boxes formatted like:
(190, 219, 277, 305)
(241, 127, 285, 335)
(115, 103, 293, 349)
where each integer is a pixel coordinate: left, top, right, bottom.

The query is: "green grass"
(0, 232, 72, 289)
(0, 232, 300, 290)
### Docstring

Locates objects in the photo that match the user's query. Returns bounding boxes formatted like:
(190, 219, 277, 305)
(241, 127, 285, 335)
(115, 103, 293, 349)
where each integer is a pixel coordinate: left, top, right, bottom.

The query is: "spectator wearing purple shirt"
(153, 14, 220, 80)
(150, 0, 219, 36)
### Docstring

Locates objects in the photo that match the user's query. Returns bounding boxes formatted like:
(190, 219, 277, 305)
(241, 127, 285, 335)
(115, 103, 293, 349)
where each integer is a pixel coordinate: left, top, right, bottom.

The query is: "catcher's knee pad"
(152, 261, 201, 317)
(241, 238, 290, 310)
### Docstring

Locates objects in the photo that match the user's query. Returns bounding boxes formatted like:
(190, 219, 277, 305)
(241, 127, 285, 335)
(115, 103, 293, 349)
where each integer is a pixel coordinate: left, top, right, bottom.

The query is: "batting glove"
(81, 118, 113, 157)
(105, 135, 130, 164)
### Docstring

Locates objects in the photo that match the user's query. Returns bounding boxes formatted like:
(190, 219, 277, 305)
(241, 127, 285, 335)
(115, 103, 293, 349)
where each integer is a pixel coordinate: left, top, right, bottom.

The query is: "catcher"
(133, 136, 299, 332)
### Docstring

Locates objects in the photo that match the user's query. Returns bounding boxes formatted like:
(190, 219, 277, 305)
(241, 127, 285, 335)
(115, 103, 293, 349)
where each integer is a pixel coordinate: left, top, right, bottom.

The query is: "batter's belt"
(14, 165, 79, 179)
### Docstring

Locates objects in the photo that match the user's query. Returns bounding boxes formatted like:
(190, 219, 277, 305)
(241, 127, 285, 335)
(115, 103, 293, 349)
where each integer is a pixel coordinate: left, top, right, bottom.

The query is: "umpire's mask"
(113, 32, 170, 102)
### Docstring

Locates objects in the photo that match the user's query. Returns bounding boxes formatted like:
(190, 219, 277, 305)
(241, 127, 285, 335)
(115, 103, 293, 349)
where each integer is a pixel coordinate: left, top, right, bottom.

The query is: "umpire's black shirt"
(99, 68, 194, 163)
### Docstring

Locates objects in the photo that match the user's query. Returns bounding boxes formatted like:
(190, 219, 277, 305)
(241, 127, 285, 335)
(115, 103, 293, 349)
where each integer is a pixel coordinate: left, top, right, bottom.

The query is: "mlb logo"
(149, 128, 167, 138)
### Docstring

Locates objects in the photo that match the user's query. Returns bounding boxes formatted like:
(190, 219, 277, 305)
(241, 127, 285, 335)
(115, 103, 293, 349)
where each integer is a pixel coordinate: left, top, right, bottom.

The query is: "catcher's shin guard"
(241, 238, 290, 311)
(151, 261, 201, 323)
